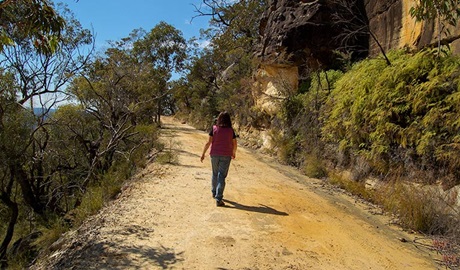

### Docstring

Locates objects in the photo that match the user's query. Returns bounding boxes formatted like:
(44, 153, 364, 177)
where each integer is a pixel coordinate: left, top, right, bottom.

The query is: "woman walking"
(200, 112, 237, 207)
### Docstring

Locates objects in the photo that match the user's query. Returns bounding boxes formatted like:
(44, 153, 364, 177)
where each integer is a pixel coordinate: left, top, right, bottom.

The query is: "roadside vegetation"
(0, 1, 185, 268)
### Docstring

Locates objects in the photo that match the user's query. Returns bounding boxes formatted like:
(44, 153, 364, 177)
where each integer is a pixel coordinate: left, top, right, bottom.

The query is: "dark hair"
(216, 111, 232, 127)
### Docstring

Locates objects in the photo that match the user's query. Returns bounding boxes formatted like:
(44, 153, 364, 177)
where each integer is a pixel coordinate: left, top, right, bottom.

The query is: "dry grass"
(375, 181, 458, 235)
(327, 173, 460, 242)
(327, 173, 375, 202)
(302, 154, 327, 178)
(326, 172, 460, 269)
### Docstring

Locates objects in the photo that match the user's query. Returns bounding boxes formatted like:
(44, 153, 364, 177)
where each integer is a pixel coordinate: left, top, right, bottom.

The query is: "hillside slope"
(31, 117, 439, 269)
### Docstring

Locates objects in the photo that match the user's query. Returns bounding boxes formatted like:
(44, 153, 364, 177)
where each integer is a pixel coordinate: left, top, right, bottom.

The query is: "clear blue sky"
(58, 0, 210, 51)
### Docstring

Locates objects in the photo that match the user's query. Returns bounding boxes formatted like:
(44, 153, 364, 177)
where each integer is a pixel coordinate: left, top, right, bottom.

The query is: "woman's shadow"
(223, 199, 288, 216)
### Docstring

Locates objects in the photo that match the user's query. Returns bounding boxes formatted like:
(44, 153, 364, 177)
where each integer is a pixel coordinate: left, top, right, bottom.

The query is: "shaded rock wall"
(259, 0, 460, 67)
(366, 0, 460, 56)
(258, 0, 368, 69)
(256, 0, 368, 118)
(254, 0, 460, 116)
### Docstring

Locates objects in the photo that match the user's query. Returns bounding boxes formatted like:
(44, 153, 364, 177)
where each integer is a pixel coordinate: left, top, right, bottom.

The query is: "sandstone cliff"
(258, 0, 368, 69)
(365, 0, 460, 56)
(254, 0, 460, 117)
(259, 0, 460, 68)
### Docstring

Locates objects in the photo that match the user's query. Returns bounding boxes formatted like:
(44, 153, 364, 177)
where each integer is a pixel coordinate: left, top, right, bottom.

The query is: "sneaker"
(216, 200, 225, 207)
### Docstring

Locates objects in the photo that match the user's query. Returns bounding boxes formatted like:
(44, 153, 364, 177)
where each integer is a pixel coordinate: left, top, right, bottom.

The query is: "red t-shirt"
(209, 125, 236, 156)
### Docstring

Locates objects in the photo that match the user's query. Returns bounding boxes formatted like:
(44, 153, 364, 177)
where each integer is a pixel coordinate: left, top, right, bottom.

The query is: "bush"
(326, 174, 459, 240)
(272, 70, 344, 171)
(322, 49, 460, 185)
(302, 154, 327, 178)
(328, 173, 374, 201)
(156, 137, 180, 164)
(376, 181, 458, 235)
(73, 186, 104, 226)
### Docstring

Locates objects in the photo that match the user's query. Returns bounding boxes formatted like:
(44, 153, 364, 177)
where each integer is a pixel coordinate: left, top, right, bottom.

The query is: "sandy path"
(33, 116, 439, 269)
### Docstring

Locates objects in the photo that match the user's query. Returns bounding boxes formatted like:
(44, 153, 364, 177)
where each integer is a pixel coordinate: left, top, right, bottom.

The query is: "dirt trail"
(33, 116, 440, 270)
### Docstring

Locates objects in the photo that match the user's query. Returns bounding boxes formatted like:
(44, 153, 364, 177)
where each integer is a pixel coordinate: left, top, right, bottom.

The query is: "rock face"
(258, 0, 368, 69)
(254, 0, 460, 116)
(253, 63, 298, 115)
(256, 0, 369, 119)
(365, 0, 460, 56)
(259, 0, 460, 68)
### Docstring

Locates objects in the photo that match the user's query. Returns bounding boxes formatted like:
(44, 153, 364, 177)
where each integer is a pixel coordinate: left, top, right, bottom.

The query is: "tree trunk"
(0, 195, 19, 268)
(157, 97, 162, 126)
(369, 30, 391, 66)
(13, 165, 44, 214)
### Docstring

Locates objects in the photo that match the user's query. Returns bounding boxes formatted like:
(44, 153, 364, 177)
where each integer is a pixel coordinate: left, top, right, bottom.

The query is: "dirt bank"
(31, 116, 440, 269)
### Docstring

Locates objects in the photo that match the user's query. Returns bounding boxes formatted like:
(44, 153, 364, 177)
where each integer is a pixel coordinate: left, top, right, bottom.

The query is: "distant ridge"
(33, 107, 56, 116)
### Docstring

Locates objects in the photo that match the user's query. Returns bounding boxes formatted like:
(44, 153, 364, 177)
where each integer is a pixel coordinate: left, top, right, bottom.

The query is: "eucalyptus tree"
(0, 71, 34, 266)
(0, 0, 65, 53)
(0, 2, 93, 210)
(67, 34, 158, 194)
(133, 22, 187, 124)
(193, 0, 266, 46)
(410, 0, 460, 53)
(0, 3, 92, 266)
(1, 4, 93, 106)
(186, 0, 267, 126)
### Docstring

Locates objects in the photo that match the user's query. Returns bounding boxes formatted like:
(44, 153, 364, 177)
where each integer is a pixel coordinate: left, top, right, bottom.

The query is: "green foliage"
(328, 173, 374, 202)
(73, 187, 104, 226)
(131, 125, 159, 167)
(0, 14, 162, 266)
(410, 0, 460, 53)
(132, 22, 187, 123)
(272, 69, 343, 170)
(410, 0, 460, 27)
(156, 137, 180, 165)
(179, 0, 267, 128)
(0, 0, 66, 54)
(302, 154, 327, 179)
(33, 215, 69, 254)
(322, 49, 460, 184)
(1, 3, 92, 105)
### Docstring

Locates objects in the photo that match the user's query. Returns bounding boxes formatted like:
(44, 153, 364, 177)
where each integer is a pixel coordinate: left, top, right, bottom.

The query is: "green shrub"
(33, 214, 69, 252)
(328, 173, 374, 201)
(276, 135, 300, 166)
(322, 49, 460, 184)
(302, 154, 327, 178)
(131, 124, 159, 168)
(73, 186, 104, 226)
(273, 70, 344, 171)
(156, 151, 178, 164)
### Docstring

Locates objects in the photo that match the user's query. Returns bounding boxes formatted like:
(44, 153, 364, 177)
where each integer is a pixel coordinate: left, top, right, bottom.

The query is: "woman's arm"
(232, 138, 237, 159)
(201, 136, 212, 162)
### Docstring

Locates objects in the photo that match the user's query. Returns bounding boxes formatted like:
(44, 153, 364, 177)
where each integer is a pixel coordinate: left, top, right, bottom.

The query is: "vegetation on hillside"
(322, 49, 460, 186)
(180, 0, 460, 254)
(175, 0, 268, 130)
(0, 2, 183, 268)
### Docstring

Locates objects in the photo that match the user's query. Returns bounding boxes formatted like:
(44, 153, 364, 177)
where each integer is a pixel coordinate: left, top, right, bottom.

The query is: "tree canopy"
(0, 0, 66, 54)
